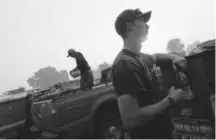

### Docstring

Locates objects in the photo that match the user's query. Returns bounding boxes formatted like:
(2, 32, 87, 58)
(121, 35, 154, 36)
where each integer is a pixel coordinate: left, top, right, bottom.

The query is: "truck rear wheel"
(95, 111, 122, 139)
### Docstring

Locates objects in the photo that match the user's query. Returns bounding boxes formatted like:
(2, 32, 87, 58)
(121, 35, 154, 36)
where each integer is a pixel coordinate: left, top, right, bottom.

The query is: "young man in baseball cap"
(112, 8, 190, 138)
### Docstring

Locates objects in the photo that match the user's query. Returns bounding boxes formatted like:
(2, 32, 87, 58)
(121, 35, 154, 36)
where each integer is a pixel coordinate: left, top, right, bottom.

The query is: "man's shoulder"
(140, 53, 153, 61)
(76, 52, 83, 56)
(140, 53, 155, 67)
(75, 52, 85, 60)
(114, 51, 139, 64)
(113, 53, 139, 70)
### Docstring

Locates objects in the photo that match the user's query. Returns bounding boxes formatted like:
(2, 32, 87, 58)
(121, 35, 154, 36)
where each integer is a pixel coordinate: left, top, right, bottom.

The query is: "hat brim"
(137, 11, 152, 23)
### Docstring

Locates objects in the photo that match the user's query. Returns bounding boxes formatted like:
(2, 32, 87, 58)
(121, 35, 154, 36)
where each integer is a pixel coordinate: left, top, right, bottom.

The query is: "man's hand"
(168, 86, 188, 102)
(172, 56, 187, 71)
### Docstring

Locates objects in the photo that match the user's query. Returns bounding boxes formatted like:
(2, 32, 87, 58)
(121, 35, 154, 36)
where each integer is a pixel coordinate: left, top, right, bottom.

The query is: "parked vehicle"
(31, 41, 215, 139)
(2, 87, 25, 96)
(0, 87, 42, 138)
(0, 92, 29, 138)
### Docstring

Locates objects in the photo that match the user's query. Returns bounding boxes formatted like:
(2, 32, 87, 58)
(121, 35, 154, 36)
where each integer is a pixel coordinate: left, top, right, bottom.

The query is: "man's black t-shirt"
(112, 49, 173, 139)
(75, 52, 91, 74)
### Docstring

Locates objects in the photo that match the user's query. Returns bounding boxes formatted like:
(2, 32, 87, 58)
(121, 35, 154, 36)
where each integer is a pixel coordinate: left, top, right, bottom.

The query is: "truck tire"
(95, 110, 122, 139)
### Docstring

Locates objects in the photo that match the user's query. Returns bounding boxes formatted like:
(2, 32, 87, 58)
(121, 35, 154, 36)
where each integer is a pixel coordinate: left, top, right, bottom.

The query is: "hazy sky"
(0, 0, 215, 93)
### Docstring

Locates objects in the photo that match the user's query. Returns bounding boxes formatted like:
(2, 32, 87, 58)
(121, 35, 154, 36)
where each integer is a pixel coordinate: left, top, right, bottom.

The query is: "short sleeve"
(112, 60, 147, 97)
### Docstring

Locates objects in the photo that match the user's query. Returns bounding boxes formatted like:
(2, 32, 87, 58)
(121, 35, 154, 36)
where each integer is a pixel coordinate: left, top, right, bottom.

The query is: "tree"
(167, 38, 186, 57)
(27, 66, 70, 90)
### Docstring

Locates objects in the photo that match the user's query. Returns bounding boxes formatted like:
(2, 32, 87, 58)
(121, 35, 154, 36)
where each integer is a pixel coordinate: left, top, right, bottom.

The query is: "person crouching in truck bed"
(67, 49, 94, 90)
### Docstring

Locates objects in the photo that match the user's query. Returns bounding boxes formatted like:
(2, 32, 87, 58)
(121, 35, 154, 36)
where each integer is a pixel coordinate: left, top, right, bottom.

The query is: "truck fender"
(89, 93, 117, 119)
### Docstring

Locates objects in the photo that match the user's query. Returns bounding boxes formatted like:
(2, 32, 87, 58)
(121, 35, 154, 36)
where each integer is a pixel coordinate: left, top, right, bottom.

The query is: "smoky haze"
(0, 0, 215, 93)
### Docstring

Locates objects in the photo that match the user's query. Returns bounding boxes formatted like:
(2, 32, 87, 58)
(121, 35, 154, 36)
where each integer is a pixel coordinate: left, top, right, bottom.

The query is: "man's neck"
(123, 39, 142, 54)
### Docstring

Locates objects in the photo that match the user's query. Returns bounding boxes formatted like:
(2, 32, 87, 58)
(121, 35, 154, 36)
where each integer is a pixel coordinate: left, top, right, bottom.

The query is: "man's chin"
(141, 36, 148, 42)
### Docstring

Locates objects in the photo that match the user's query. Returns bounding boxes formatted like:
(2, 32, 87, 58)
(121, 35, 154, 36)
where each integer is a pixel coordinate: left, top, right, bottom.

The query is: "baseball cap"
(115, 8, 152, 37)
(67, 49, 76, 57)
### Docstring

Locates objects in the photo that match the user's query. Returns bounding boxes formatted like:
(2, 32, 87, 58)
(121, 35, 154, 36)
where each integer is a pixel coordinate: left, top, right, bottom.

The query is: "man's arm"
(152, 53, 178, 65)
(112, 61, 173, 129)
(152, 53, 187, 70)
(118, 94, 171, 129)
(72, 67, 79, 71)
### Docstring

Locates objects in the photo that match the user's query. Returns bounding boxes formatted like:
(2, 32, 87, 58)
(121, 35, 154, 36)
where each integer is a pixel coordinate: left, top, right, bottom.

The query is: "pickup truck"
(0, 87, 42, 138)
(30, 45, 215, 139)
(31, 81, 118, 138)
(0, 39, 198, 138)
(0, 91, 31, 138)
(0, 40, 214, 139)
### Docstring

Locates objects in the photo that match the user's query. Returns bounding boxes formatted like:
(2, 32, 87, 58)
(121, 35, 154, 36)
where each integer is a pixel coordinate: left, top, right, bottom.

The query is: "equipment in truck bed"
(159, 48, 215, 139)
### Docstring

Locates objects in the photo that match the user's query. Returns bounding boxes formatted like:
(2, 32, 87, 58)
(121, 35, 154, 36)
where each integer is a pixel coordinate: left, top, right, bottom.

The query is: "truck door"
(51, 90, 94, 127)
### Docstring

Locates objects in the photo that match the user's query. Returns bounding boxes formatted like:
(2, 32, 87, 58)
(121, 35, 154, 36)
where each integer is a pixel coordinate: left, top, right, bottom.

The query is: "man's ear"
(126, 22, 133, 33)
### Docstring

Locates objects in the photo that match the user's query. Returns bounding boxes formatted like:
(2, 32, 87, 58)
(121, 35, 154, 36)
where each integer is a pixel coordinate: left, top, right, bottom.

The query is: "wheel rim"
(104, 124, 121, 139)
(96, 113, 122, 139)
